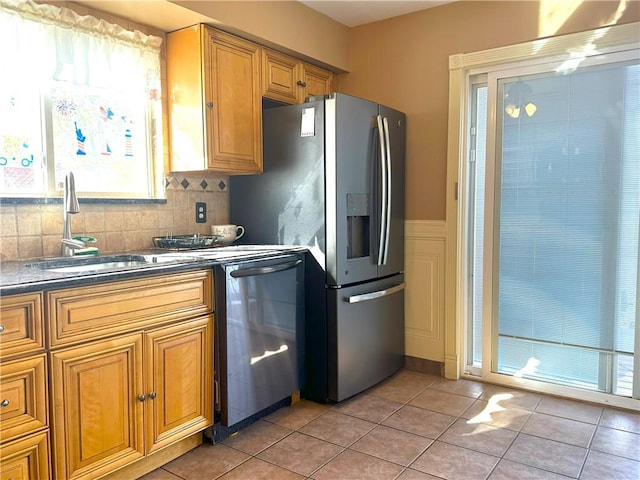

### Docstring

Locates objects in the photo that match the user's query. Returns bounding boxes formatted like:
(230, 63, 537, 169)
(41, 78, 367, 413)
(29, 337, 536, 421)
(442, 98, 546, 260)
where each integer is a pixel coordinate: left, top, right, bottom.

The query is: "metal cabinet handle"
(207, 101, 214, 108)
(137, 394, 146, 402)
(149, 391, 157, 400)
(1, 399, 9, 407)
(0, 325, 5, 333)
(297, 80, 307, 87)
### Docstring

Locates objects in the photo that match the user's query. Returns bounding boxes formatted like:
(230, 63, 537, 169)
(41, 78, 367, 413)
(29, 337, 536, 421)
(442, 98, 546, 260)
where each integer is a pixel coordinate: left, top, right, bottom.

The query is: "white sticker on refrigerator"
(301, 108, 315, 137)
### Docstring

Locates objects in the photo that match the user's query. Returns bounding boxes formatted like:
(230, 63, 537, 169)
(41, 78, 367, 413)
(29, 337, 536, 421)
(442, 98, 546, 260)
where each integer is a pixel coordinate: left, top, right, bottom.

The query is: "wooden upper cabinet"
(262, 48, 300, 104)
(262, 48, 334, 104)
(301, 62, 334, 99)
(167, 25, 262, 174)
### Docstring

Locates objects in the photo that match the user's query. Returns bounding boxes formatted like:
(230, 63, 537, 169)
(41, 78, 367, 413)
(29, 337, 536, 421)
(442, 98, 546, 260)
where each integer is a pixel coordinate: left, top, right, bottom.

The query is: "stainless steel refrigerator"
(230, 93, 406, 402)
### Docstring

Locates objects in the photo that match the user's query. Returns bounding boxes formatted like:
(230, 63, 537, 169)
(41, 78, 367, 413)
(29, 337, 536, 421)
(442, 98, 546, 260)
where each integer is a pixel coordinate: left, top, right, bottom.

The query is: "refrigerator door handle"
(382, 116, 392, 265)
(376, 115, 388, 266)
(345, 282, 406, 304)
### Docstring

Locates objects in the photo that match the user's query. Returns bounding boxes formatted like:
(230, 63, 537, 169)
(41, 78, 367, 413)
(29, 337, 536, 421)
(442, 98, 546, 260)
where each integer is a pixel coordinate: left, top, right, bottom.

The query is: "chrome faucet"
(61, 172, 83, 256)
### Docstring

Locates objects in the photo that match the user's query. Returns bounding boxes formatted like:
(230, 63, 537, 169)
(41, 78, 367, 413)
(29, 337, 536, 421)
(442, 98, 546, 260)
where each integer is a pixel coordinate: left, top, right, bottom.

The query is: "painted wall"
(173, 1, 350, 71)
(73, 0, 351, 72)
(338, 1, 640, 220)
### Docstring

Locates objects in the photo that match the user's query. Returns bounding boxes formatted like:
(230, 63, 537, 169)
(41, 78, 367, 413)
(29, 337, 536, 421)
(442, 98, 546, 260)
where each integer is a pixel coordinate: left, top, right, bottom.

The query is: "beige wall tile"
(17, 236, 43, 260)
(43, 235, 62, 258)
(104, 209, 125, 231)
(42, 208, 63, 235)
(16, 213, 42, 236)
(104, 231, 126, 253)
(84, 208, 106, 233)
(2, 174, 229, 261)
(0, 236, 18, 261)
(1, 207, 17, 237)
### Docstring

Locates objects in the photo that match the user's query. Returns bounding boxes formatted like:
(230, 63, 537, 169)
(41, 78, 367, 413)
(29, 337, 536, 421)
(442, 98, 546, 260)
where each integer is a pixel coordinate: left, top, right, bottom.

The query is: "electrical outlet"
(195, 202, 206, 223)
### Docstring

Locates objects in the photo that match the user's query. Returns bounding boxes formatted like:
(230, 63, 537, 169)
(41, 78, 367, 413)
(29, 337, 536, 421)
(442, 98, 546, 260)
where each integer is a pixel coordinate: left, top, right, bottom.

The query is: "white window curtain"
(0, 0, 162, 91)
(0, 0, 164, 197)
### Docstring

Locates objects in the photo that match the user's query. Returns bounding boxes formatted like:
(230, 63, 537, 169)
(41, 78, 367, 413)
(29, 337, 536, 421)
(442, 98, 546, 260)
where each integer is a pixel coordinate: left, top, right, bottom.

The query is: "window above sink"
(0, 1, 164, 200)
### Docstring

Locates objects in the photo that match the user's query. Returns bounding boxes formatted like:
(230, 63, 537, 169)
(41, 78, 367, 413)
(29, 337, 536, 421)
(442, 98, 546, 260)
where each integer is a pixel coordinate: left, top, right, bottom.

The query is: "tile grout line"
(148, 371, 639, 480)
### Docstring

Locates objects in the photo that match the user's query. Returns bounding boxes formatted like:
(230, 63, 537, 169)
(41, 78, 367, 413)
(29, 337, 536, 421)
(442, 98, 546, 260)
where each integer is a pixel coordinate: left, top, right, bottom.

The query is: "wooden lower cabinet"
(1, 293, 50, 480)
(0, 430, 51, 480)
(50, 334, 144, 479)
(50, 316, 213, 480)
(145, 317, 213, 453)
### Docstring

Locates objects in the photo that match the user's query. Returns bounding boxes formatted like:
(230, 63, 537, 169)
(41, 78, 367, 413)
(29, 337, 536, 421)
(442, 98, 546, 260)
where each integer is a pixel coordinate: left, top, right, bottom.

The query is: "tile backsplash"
(0, 174, 229, 261)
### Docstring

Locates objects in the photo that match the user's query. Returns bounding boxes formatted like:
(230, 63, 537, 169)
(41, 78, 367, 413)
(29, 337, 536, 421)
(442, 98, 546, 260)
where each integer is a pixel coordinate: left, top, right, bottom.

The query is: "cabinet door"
(262, 48, 299, 104)
(299, 63, 334, 101)
(205, 28, 262, 174)
(166, 24, 207, 172)
(0, 431, 50, 480)
(144, 315, 213, 453)
(50, 335, 144, 480)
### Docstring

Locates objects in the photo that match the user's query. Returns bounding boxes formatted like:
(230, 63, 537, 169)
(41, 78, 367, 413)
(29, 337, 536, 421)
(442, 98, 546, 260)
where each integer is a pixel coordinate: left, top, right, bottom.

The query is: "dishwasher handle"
(230, 259, 302, 278)
(345, 282, 406, 304)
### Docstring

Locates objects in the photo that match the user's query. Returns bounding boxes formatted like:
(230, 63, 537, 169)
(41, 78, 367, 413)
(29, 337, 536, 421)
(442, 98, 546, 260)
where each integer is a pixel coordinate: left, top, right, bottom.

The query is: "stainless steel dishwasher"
(213, 253, 304, 430)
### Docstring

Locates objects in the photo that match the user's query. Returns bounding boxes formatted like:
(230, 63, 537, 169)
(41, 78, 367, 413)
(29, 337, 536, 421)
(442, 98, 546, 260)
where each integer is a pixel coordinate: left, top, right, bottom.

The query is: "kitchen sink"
(26, 254, 194, 274)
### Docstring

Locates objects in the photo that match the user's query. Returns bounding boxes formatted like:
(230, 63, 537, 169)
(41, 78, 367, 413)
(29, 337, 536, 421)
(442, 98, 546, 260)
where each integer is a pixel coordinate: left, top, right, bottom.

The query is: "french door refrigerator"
(230, 93, 406, 402)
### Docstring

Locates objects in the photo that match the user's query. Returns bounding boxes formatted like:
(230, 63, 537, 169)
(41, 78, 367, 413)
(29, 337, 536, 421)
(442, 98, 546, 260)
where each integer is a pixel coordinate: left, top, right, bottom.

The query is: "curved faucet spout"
(64, 172, 80, 215)
(62, 172, 81, 256)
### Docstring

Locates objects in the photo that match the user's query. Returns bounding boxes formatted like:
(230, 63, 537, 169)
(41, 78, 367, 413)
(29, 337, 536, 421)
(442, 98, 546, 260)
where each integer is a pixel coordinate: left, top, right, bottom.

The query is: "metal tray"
(152, 234, 223, 250)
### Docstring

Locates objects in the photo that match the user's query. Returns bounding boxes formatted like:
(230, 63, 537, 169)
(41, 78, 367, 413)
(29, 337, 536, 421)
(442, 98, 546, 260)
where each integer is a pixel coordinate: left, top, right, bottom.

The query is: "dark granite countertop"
(0, 245, 307, 296)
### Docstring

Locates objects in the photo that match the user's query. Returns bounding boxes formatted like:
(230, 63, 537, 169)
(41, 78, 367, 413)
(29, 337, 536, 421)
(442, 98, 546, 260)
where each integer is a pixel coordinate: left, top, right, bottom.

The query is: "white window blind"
(494, 60, 639, 392)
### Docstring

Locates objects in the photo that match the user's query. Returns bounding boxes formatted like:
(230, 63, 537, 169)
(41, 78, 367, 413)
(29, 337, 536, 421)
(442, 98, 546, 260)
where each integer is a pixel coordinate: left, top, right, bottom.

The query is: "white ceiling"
(299, 1, 454, 27)
(72, 1, 455, 32)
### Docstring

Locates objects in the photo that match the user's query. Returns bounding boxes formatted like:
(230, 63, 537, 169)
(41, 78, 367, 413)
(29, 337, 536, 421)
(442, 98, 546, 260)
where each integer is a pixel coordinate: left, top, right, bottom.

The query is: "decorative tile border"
(165, 175, 229, 192)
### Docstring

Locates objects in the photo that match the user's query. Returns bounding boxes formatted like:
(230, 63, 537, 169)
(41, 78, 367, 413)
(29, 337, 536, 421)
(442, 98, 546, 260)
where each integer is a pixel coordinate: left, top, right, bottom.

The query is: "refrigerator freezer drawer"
(327, 274, 405, 402)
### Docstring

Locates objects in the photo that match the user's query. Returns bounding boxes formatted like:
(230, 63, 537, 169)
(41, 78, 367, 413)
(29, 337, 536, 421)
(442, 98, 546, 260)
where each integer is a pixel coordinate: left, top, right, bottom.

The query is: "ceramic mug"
(211, 224, 245, 244)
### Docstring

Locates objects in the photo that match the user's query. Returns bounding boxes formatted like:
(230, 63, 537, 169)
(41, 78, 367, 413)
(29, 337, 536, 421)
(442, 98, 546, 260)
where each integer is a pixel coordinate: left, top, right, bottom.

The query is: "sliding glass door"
(466, 53, 639, 403)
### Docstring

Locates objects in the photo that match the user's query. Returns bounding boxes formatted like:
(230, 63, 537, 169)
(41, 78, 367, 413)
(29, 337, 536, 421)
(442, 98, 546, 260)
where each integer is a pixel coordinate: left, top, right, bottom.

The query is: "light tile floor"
(140, 369, 640, 480)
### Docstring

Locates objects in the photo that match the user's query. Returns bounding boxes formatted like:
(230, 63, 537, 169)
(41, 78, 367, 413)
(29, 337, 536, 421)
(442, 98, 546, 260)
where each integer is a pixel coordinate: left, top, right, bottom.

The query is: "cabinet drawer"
(0, 354, 48, 443)
(0, 293, 44, 359)
(0, 430, 51, 480)
(47, 270, 213, 347)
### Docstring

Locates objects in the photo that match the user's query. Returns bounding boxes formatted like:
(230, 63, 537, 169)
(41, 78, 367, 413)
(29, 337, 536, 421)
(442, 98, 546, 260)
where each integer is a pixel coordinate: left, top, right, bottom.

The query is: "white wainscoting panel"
(405, 220, 447, 362)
